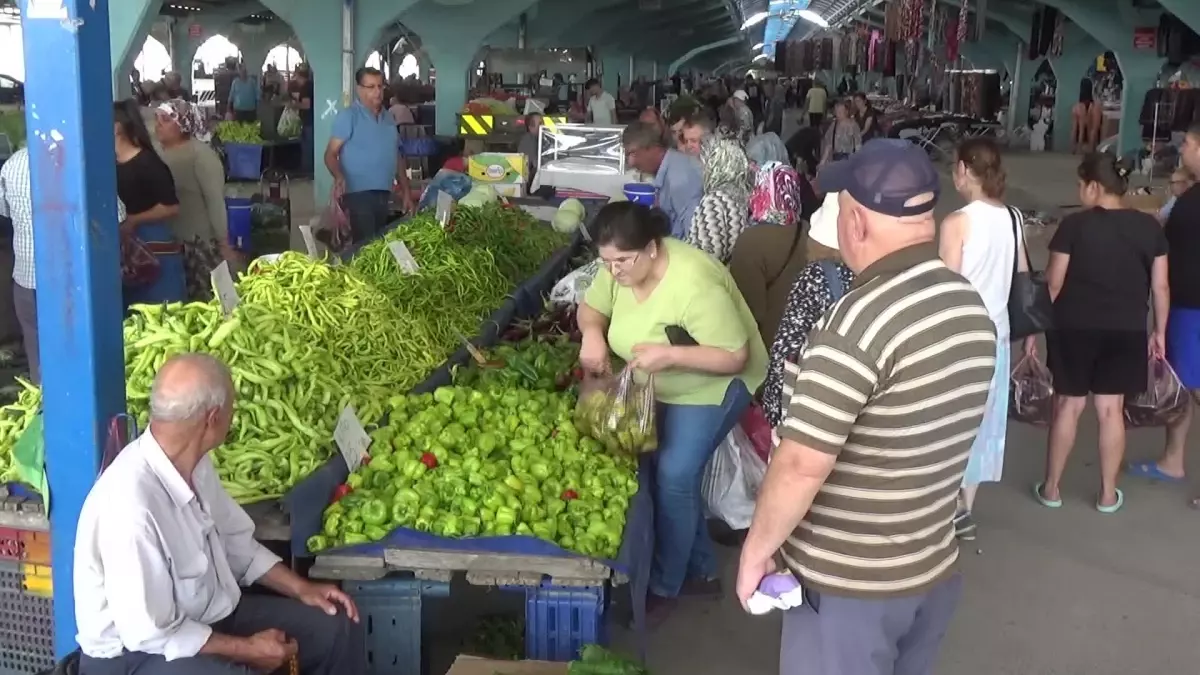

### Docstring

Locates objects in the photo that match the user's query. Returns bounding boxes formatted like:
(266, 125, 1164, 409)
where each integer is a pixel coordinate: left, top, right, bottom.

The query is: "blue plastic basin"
(623, 182, 656, 206)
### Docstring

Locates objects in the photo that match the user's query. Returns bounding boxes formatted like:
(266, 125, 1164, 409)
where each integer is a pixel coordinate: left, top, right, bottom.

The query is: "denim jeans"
(650, 378, 753, 597)
(340, 190, 392, 244)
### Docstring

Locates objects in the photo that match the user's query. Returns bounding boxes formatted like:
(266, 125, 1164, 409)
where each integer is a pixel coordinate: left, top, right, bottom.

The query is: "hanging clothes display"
(838, 35, 851, 69)
(975, 0, 987, 41)
(957, 0, 970, 45)
(1051, 11, 1065, 56)
(858, 31, 871, 70)
(801, 41, 815, 72)
(946, 17, 961, 63)
(1028, 7, 1059, 60)
(818, 39, 834, 70)
(885, 0, 903, 41)
(928, 6, 946, 51)
(883, 38, 898, 77)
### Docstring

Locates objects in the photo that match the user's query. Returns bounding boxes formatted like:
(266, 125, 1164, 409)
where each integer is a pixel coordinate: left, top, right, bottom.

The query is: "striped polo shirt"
(778, 242, 997, 598)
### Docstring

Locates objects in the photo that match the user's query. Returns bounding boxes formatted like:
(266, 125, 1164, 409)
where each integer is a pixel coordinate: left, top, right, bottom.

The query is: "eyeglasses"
(599, 251, 641, 271)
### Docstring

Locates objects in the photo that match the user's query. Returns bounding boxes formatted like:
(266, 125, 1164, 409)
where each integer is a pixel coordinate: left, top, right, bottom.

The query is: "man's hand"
(736, 553, 776, 612)
(297, 580, 360, 623)
(243, 629, 297, 673)
(402, 191, 415, 215)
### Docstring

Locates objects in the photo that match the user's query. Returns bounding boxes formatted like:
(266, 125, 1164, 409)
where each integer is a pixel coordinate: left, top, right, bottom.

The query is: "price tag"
(388, 241, 419, 274)
(334, 406, 371, 473)
(298, 224, 319, 257)
(454, 330, 489, 366)
(436, 191, 454, 229)
(211, 261, 240, 315)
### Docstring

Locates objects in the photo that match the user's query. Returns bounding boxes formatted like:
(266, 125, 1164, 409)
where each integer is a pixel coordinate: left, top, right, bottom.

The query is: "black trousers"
(340, 190, 392, 244)
(78, 595, 365, 675)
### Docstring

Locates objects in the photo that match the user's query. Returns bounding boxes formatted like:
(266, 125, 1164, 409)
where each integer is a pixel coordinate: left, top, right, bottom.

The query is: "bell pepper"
(346, 473, 365, 489)
(343, 532, 370, 545)
(361, 498, 389, 526)
(306, 535, 329, 553)
(322, 513, 343, 537)
(420, 452, 439, 470)
(561, 489, 579, 502)
(369, 455, 395, 474)
(364, 525, 390, 541)
(332, 483, 354, 503)
(343, 518, 364, 534)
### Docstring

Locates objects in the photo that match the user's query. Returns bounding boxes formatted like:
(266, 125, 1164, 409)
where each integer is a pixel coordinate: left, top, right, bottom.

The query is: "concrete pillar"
(108, 0, 164, 96)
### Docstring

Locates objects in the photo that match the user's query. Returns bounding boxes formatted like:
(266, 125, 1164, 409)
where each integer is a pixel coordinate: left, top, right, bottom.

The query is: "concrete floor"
(607, 153, 1200, 675)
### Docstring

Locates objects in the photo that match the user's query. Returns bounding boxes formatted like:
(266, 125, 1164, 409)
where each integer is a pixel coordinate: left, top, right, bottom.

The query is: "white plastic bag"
(549, 259, 601, 308)
(701, 424, 767, 530)
(277, 107, 302, 139)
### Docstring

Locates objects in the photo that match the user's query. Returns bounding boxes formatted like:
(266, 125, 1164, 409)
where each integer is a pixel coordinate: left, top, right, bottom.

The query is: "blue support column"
(20, 0, 127, 657)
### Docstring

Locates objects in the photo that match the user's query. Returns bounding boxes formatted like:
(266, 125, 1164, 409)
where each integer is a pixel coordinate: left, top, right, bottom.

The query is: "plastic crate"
(344, 577, 450, 675)
(225, 197, 254, 252)
(225, 142, 263, 181)
(0, 559, 54, 674)
(523, 583, 606, 661)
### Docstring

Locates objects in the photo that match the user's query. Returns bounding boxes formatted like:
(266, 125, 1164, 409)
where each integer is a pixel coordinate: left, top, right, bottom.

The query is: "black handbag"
(1006, 206, 1053, 339)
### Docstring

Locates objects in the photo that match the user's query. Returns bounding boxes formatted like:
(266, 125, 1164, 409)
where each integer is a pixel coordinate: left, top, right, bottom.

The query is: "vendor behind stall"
(73, 354, 365, 675)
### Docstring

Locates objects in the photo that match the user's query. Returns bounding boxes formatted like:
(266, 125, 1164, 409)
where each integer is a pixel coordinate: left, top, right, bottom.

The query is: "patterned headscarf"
(688, 136, 750, 262)
(157, 99, 210, 142)
(749, 162, 802, 227)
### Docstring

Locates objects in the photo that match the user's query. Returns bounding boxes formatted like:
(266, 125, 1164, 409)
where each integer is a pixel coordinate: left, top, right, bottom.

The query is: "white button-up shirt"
(74, 431, 281, 661)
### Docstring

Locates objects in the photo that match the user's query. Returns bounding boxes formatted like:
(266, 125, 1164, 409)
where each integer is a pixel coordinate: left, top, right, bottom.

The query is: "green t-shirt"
(584, 238, 768, 406)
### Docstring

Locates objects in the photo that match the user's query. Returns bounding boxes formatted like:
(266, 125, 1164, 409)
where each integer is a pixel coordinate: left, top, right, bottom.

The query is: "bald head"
(150, 354, 233, 423)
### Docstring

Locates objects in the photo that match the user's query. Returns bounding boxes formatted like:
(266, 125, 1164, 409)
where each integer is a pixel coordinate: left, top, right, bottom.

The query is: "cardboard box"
(468, 152, 528, 186)
(444, 655, 569, 675)
(1125, 192, 1165, 217)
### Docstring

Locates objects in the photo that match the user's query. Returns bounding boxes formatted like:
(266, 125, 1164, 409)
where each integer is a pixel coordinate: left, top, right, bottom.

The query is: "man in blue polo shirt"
(324, 67, 414, 242)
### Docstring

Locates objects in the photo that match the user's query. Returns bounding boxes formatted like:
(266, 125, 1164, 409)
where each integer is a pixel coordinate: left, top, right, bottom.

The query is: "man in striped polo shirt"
(737, 139, 998, 675)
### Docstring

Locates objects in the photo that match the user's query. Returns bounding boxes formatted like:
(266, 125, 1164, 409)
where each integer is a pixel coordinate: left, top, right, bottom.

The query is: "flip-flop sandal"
(1096, 489, 1125, 514)
(1033, 482, 1062, 508)
(1125, 461, 1185, 483)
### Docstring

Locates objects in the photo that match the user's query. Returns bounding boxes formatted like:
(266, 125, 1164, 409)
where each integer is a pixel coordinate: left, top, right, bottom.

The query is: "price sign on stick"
(334, 406, 371, 473)
(389, 241, 420, 274)
(436, 191, 454, 229)
(298, 224, 319, 257)
(211, 261, 240, 315)
(454, 330, 490, 366)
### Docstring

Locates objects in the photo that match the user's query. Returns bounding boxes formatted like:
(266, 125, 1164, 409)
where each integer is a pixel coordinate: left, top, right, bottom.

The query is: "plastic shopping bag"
(573, 365, 658, 456)
(549, 259, 601, 308)
(1009, 354, 1054, 426)
(321, 184, 351, 251)
(701, 423, 767, 530)
(1124, 358, 1189, 427)
(277, 107, 302, 139)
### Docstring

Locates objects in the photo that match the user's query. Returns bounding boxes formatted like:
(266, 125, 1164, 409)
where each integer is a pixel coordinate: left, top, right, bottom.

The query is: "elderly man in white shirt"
(74, 354, 365, 675)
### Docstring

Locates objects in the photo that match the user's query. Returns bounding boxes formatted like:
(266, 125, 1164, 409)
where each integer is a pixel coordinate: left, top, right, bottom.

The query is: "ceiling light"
(752, 42, 764, 50)
(798, 9, 829, 28)
(740, 11, 769, 30)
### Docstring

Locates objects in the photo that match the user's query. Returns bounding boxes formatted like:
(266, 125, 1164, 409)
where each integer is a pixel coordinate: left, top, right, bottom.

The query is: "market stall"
(0, 192, 644, 673)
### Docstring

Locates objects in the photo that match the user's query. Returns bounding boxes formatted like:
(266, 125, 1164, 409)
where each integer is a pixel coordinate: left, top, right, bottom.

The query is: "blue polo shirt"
(654, 149, 703, 239)
(331, 101, 400, 193)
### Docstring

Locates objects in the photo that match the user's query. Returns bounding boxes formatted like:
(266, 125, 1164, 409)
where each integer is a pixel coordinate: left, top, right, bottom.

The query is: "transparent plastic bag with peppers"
(573, 365, 657, 457)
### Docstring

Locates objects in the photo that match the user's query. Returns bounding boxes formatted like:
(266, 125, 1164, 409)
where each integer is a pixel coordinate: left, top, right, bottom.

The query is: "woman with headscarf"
(759, 191, 856, 428)
(154, 98, 238, 301)
(728, 162, 807, 347)
(687, 136, 750, 262)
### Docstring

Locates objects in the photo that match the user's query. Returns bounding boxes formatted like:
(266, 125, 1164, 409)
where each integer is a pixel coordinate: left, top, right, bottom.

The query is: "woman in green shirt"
(578, 202, 767, 612)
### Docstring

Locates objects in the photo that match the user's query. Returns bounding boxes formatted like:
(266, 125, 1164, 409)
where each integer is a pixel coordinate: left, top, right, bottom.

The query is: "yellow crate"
(21, 563, 52, 598)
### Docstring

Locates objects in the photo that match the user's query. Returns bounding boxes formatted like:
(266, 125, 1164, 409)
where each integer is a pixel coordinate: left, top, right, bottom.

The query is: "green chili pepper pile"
(455, 337, 582, 391)
(308, 386, 638, 558)
(0, 379, 40, 481)
(569, 645, 650, 675)
(123, 301, 357, 502)
(446, 203, 571, 284)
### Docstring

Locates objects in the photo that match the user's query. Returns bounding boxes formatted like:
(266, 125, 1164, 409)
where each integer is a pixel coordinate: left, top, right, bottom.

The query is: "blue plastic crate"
(225, 197, 253, 252)
(224, 142, 263, 181)
(343, 577, 450, 675)
(524, 583, 606, 661)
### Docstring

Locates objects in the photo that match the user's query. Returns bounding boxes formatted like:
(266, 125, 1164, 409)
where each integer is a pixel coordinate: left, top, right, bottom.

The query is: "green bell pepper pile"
(309, 386, 638, 559)
(569, 645, 650, 675)
(0, 207, 570, 502)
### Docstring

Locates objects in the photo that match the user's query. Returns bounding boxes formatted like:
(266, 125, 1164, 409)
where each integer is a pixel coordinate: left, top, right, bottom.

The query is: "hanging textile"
(957, 0, 970, 45)
(883, 39, 898, 77)
(838, 35, 851, 69)
(926, 0, 940, 50)
(801, 41, 815, 72)
(820, 39, 835, 71)
(885, 1, 903, 41)
(859, 32, 871, 70)
(901, 0, 923, 40)
(946, 18, 961, 63)
(868, 31, 883, 72)
(1051, 11, 1065, 56)
(975, 0, 986, 41)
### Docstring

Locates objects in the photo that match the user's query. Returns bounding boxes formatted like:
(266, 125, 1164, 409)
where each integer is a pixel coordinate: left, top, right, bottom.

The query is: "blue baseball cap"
(817, 139, 941, 217)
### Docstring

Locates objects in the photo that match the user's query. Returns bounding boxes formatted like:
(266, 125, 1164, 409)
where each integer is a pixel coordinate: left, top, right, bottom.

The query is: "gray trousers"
(78, 594, 366, 675)
(13, 283, 37, 385)
(780, 574, 962, 675)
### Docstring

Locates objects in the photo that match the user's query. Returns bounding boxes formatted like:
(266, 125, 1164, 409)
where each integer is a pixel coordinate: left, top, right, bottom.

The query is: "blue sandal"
(1033, 483, 1062, 508)
(1126, 461, 1185, 483)
(1096, 489, 1125, 514)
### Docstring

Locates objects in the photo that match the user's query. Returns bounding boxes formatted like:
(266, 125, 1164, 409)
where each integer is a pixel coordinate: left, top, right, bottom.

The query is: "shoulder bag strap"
(765, 225, 805, 290)
(817, 259, 847, 301)
(1006, 205, 1033, 277)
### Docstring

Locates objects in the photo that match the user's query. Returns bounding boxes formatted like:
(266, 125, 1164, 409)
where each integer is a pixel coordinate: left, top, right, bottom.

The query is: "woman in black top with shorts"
(1032, 153, 1169, 514)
